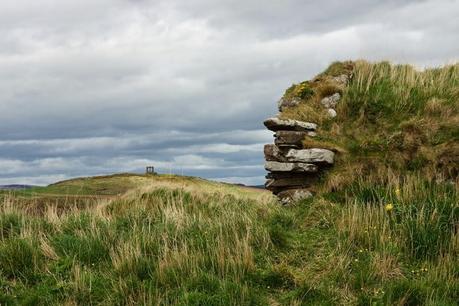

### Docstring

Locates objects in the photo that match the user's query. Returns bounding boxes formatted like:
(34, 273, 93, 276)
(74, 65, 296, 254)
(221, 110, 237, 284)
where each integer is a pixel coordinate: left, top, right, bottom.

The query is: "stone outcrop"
(320, 93, 341, 108)
(263, 118, 336, 203)
(278, 96, 302, 110)
(277, 189, 313, 204)
(321, 92, 342, 118)
(264, 74, 347, 204)
(332, 74, 349, 86)
(264, 118, 317, 132)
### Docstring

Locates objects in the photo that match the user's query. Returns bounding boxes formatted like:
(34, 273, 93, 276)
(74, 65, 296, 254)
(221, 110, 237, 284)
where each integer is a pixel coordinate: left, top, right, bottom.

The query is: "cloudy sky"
(0, 0, 458, 186)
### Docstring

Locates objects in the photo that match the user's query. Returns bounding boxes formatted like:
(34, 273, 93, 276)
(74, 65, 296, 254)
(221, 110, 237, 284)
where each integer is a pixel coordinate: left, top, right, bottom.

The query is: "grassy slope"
(0, 61, 458, 305)
(278, 61, 459, 305)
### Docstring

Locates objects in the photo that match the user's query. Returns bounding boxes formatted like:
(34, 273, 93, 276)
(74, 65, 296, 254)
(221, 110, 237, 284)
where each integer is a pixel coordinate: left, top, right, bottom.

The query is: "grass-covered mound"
(275, 60, 459, 304)
(281, 61, 458, 186)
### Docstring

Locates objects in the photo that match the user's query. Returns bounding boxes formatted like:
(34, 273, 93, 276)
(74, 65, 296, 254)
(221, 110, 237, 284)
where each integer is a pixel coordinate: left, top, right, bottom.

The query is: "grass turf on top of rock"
(283, 61, 458, 186)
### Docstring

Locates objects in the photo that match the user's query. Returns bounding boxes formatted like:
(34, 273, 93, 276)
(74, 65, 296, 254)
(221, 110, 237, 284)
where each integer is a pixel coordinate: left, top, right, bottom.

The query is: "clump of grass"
(334, 175, 458, 304)
(279, 62, 353, 124)
(284, 81, 315, 100)
(318, 60, 354, 78)
(0, 176, 286, 304)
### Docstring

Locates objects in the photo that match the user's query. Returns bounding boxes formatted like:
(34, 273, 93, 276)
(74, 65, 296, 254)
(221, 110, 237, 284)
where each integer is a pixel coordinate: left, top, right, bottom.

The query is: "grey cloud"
(0, 0, 457, 185)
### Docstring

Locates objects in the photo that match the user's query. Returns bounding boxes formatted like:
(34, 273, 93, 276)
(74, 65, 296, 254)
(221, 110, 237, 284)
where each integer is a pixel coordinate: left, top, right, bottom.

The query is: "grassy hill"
(1, 61, 458, 305)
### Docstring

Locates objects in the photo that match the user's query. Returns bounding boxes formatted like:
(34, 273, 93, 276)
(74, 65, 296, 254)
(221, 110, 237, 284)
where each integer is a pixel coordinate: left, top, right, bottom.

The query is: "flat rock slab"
(265, 177, 315, 189)
(264, 117, 317, 132)
(265, 145, 334, 164)
(265, 161, 318, 173)
(275, 131, 309, 148)
(266, 172, 317, 180)
(285, 148, 334, 164)
(277, 189, 313, 204)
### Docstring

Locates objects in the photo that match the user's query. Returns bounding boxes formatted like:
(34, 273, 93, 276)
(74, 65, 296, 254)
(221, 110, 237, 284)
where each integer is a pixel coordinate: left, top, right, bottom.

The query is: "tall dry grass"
(0, 180, 282, 305)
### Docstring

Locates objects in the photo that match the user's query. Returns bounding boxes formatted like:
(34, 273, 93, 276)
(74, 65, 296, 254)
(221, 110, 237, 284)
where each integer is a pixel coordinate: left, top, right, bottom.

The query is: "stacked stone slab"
(263, 73, 348, 204)
(263, 118, 335, 203)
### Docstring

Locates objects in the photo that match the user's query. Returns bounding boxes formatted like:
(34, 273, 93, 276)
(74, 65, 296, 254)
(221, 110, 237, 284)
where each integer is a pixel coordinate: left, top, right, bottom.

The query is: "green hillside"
(1, 61, 458, 305)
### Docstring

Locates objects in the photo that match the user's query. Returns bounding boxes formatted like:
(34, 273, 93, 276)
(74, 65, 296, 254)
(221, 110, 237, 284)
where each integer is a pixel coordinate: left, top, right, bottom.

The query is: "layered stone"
(265, 177, 315, 189)
(275, 131, 309, 148)
(264, 117, 317, 132)
(285, 148, 334, 165)
(264, 70, 349, 203)
(264, 161, 318, 173)
(266, 171, 317, 180)
(264, 144, 334, 165)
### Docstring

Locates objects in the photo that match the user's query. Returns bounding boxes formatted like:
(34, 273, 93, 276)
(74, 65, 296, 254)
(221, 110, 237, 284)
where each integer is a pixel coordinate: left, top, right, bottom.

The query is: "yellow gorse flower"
(385, 203, 394, 212)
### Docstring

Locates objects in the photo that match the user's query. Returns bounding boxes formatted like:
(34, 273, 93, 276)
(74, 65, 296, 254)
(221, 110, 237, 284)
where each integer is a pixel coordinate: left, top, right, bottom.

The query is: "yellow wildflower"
(395, 188, 401, 197)
(385, 203, 394, 212)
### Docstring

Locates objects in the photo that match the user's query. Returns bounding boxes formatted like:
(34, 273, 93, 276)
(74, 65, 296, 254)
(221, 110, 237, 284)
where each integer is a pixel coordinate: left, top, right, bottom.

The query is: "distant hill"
(0, 184, 36, 190)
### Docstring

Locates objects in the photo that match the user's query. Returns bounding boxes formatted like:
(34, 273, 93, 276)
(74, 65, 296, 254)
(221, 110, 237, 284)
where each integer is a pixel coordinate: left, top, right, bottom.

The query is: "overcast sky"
(0, 0, 458, 186)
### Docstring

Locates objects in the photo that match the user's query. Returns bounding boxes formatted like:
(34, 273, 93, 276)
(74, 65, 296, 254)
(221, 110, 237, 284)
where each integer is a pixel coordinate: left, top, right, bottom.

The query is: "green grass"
(284, 61, 458, 185)
(1, 173, 457, 305)
(1, 173, 148, 197)
(1, 61, 458, 305)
